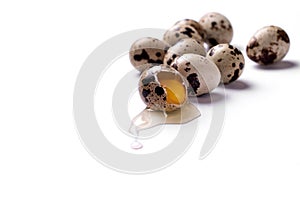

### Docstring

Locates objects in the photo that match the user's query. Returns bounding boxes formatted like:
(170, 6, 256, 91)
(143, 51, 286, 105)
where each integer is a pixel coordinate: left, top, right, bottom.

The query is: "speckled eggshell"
(199, 12, 233, 48)
(138, 65, 188, 112)
(170, 54, 221, 96)
(163, 24, 203, 46)
(163, 38, 206, 66)
(174, 19, 207, 40)
(207, 44, 245, 84)
(129, 37, 170, 72)
(246, 25, 290, 65)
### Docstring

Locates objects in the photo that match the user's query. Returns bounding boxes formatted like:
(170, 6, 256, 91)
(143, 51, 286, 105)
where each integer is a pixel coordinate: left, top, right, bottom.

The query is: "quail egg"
(139, 65, 188, 112)
(129, 37, 170, 72)
(199, 12, 233, 48)
(164, 38, 206, 66)
(246, 25, 290, 65)
(170, 54, 221, 96)
(163, 24, 203, 46)
(207, 44, 245, 84)
(174, 19, 207, 40)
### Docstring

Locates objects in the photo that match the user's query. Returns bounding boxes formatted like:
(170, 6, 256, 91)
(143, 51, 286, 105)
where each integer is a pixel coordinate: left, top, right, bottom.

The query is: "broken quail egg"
(139, 65, 188, 112)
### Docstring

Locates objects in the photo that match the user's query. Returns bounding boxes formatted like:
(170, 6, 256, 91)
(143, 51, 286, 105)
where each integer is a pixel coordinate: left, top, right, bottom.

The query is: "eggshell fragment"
(171, 53, 221, 96)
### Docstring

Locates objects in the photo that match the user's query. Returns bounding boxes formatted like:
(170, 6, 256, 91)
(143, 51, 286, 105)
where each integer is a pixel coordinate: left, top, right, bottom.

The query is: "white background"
(1, 0, 300, 199)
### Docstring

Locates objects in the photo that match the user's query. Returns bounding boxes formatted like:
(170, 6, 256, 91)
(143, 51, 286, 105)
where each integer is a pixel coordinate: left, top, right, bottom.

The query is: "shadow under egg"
(225, 79, 252, 90)
(189, 92, 225, 104)
(254, 60, 299, 70)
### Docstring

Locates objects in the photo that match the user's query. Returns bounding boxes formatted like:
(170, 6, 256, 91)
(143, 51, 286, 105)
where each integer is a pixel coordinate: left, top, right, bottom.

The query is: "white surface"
(1, 0, 300, 199)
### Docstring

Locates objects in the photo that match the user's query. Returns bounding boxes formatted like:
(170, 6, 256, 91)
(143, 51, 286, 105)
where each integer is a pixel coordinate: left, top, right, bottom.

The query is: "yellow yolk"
(159, 79, 186, 105)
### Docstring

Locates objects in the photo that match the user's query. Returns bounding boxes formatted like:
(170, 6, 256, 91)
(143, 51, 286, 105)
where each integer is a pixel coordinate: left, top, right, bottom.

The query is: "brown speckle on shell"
(163, 24, 204, 46)
(174, 19, 207, 39)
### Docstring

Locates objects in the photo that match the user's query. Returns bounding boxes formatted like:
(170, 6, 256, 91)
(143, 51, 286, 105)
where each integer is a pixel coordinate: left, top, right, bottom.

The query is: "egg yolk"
(159, 79, 186, 105)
